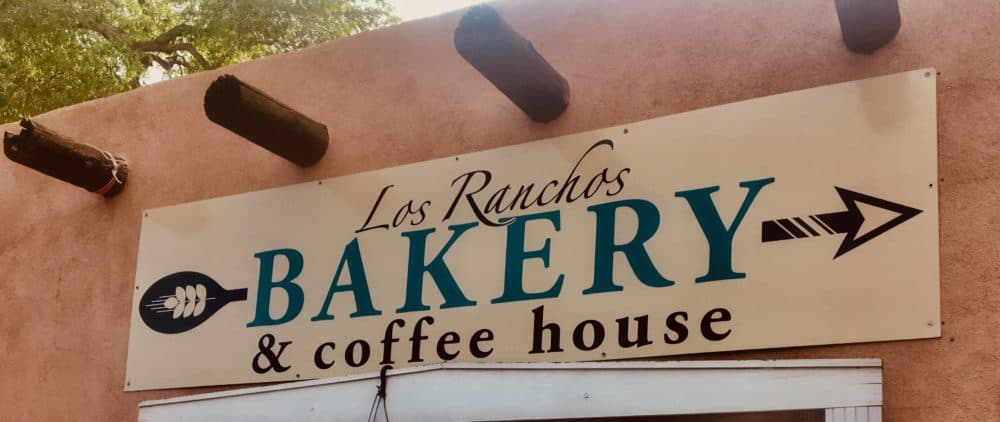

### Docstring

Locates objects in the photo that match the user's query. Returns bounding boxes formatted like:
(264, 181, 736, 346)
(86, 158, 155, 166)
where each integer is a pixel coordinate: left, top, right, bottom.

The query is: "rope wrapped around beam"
(3, 119, 128, 197)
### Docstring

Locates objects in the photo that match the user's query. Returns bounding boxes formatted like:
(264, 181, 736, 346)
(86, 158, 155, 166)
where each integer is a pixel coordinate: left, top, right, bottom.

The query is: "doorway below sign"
(138, 360, 882, 421)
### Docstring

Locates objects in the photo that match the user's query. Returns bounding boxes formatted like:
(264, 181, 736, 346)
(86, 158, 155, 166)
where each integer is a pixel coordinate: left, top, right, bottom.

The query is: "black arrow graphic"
(762, 187, 922, 258)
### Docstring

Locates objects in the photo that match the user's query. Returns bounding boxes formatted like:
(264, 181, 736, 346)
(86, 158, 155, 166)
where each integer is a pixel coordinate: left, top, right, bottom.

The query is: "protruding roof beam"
(454, 5, 570, 123)
(3, 119, 128, 196)
(204, 75, 329, 167)
(834, 0, 901, 54)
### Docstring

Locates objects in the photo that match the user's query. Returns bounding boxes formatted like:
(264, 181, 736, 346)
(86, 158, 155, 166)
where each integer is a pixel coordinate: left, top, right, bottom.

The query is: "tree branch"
(152, 23, 193, 44)
(134, 42, 209, 68)
(179, 44, 211, 69)
(79, 19, 132, 45)
(81, 20, 212, 70)
(142, 53, 183, 71)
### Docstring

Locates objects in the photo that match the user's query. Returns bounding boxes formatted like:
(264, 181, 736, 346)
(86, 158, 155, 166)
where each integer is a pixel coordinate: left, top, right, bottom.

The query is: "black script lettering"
(436, 331, 462, 360)
(700, 308, 732, 341)
(529, 305, 564, 354)
(345, 339, 371, 367)
(616, 315, 653, 348)
(572, 320, 606, 351)
(380, 319, 406, 364)
(314, 342, 336, 369)
(408, 316, 435, 363)
(393, 200, 432, 227)
(664, 311, 689, 344)
(444, 170, 506, 226)
(252, 333, 292, 374)
(442, 140, 631, 226)
(356, 185, 394, 233)
(470, 329, 495, 358)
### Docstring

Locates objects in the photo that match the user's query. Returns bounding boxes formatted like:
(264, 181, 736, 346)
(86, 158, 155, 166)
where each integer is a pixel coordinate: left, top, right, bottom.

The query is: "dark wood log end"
(204, 74, 329, 167)
(4, 119, 128, 197)
(455, 5, 570, 123)
(203, 74, 243, 114)
(834, 0, 901, 54)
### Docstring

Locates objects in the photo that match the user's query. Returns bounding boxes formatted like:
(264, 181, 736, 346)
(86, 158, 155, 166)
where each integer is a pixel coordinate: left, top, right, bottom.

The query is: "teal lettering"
(311, 238, 381, 321)
(492, 211, 564, 304)
(397, 223, 479, 313)
(247, 248, 305, 327)
(585, 199, 674, 294)
(675, 177, 775, 282)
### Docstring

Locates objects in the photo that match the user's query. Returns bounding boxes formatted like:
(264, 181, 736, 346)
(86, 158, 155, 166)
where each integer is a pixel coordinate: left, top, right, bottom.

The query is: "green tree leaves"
(0, 0, 398, 122)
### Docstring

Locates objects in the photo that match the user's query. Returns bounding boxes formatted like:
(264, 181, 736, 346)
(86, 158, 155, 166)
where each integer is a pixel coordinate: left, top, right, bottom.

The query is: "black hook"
(378, 365, 392, 399)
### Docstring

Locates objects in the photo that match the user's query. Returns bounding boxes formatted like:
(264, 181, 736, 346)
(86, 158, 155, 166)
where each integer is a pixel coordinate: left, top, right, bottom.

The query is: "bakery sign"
(125, 69, 940, 390)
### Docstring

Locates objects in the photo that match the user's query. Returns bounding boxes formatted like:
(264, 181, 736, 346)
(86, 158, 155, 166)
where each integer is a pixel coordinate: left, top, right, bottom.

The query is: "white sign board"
(126, 69, 939, 390)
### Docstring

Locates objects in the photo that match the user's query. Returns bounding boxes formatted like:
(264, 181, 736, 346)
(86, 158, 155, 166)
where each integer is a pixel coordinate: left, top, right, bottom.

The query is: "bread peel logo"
(139, 271, 248, 334)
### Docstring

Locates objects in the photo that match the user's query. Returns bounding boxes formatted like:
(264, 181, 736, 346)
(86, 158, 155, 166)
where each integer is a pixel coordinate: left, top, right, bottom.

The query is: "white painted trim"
(826, 406, 882, 422)
(139, 359, 880, 407)
(138, 359, 882, 421)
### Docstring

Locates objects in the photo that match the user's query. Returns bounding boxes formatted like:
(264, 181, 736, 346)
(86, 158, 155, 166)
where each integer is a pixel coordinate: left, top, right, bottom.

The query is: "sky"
(391, 0, 486, 21)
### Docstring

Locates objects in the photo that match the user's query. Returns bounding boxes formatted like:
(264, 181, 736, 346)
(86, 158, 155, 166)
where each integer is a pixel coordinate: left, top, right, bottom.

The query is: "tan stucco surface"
(0, 0, 997, 420)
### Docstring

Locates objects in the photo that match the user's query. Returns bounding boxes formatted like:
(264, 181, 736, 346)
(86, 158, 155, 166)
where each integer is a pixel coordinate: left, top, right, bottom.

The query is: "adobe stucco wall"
(1, 0, 997, 420)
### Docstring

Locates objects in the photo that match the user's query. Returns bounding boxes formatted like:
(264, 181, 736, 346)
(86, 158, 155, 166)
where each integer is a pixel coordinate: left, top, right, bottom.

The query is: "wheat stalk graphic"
(145, 283, 216, 319)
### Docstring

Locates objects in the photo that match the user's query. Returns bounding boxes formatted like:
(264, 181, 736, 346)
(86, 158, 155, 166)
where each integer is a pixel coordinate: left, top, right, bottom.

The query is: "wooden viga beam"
(204, 75, 329, 167)
(3, 119, 128, 197)
(834, 0, 901, 54)
(454, 5, 570, 123)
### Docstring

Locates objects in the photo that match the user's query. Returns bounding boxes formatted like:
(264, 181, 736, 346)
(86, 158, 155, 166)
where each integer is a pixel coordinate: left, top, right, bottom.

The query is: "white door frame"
(137, 359, 882, 421)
